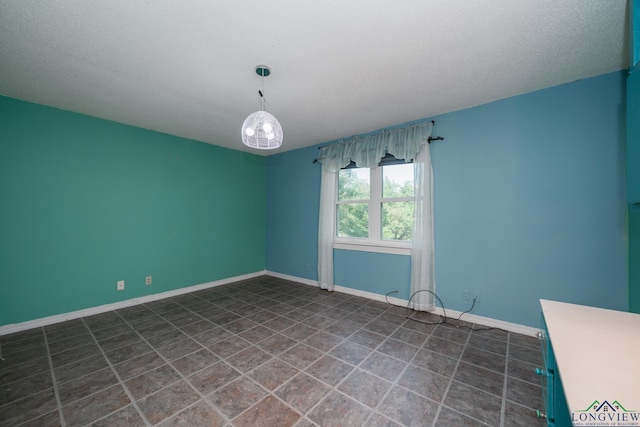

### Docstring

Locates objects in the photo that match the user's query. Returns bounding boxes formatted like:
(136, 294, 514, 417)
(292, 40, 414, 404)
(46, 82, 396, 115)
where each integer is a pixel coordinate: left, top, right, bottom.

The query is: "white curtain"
(315, 124, 432, 171)
(409, 143, 435, 310)
(316, 122, 435, 309)
(318, 168, 336, 291)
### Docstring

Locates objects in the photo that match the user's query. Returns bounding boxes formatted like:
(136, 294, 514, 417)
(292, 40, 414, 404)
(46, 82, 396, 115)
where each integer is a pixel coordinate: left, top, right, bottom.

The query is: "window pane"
(337, 203, 368, 238)
(338, 169, 370, 201)
(382, 202, 414, 240)
(383, 164, 414, 198)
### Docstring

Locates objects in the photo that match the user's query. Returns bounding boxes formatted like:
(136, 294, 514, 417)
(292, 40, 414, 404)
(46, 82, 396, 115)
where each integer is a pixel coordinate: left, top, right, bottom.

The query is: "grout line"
(42, 327, 66, 427)
(341, 309, 438, 425)
(4, 278, 544, 427)
(238, 298, 387, 423)
(143, 292, 322, 425)
(172, 297, 312, 424)
(116, 306, 238, 426)
(500, 331, 511, 427)
(431, 324, 472, 427)
(208, 284, 390, 422)
(370, 329, 438, 425)
(81, 317, 153, 427)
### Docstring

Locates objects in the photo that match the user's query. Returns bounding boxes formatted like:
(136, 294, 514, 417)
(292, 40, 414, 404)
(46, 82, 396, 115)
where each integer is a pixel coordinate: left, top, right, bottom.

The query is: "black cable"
(457, 296, 477, 320)
(384, 290, 399, 306)
(384, 289, 507, 333)
(385, 289, 445, 325)
(406, 289, 447, 325)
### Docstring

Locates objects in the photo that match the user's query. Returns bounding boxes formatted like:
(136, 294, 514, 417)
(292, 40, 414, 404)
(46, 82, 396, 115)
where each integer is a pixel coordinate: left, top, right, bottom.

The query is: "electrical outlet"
(462, 290, 470, 301)
(305, 264, 309, 272)
(117, 280, 125, 291)
(473, 291, 482, 303)
(145, 276, 152, 286)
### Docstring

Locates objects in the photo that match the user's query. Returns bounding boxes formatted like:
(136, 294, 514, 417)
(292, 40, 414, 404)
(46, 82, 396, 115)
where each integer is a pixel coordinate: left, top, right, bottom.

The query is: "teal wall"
(266, 71, 628, 327)
(0, 96, 266, 326)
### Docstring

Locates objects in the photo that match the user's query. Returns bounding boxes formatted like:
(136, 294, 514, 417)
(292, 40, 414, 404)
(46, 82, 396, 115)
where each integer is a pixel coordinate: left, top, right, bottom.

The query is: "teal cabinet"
(540, 300, 640, 426)
(630, 205, 640, 313)
(629, 61, 640, 314)
(629, 67, 640, 205)
(537, 316, 572, 426)
(630, 0, 640, 315)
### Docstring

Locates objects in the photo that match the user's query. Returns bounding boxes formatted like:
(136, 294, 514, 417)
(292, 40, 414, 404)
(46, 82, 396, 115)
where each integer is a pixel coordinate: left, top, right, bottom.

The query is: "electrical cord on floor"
(386, 289, 446, 325)
(456, 296, 477, 320)
(385, 289, 506, 333)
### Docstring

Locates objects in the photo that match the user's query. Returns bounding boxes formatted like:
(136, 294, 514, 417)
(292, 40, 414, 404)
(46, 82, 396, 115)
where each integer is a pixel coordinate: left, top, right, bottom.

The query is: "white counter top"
(540, 299, 640, 417)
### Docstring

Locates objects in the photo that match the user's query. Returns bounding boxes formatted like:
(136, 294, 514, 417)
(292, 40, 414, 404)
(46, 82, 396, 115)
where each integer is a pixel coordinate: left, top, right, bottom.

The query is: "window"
(336, 160, 415, 254)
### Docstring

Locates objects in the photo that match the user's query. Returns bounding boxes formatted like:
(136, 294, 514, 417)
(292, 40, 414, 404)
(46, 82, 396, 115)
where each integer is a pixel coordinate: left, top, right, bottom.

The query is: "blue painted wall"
(334, 250, 412, 298)
(266, 147, 320, 278)
(266, 71, 627, 327)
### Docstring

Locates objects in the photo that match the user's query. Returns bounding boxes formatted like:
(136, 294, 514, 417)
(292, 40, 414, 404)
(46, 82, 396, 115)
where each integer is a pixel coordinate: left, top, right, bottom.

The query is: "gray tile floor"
(0, 276, 547, 426)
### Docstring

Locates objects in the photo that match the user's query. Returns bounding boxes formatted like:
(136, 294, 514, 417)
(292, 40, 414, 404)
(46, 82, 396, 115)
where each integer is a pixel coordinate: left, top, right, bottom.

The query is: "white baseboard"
(428, 308, 539, 337)
(0, 271, 267, 336)
(265, 271, 319, 287)
(1, 270, 538, 338)
(266, 271, 539, 336)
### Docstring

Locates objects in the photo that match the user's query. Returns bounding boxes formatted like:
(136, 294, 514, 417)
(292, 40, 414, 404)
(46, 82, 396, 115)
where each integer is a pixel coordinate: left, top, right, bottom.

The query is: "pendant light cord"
(260, 69, 265, 111)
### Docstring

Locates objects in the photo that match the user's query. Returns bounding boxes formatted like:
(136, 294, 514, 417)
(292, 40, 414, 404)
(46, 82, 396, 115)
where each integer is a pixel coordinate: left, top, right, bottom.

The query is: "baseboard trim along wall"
(0, 271, 267, 336)
(266, 271, 539, 336)
(1, 270, 538, 337)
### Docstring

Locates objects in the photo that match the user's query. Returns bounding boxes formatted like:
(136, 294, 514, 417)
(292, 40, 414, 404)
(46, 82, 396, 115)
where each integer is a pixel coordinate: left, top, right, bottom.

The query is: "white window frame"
(334, 164, 414, 256)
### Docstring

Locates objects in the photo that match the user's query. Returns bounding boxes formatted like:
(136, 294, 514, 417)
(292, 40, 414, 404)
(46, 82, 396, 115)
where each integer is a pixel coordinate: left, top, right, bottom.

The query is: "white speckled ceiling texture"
(0, 1, 629, 154)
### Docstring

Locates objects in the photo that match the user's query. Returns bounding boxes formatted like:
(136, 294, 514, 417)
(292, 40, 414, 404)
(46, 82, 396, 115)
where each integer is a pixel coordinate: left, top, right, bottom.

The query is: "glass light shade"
(241, 110, 283, 149)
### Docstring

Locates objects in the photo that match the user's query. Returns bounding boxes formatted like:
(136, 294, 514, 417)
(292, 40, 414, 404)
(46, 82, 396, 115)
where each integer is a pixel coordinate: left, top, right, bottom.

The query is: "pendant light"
(241, 65, 283, 150)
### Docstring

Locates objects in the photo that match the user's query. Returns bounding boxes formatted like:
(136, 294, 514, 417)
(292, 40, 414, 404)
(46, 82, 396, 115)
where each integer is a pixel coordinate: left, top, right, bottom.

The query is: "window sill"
(333, 240, 411, 256)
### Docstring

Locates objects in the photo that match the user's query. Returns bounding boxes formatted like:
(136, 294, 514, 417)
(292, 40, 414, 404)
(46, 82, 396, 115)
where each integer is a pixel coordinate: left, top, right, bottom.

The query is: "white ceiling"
(0, 1, 629, 155)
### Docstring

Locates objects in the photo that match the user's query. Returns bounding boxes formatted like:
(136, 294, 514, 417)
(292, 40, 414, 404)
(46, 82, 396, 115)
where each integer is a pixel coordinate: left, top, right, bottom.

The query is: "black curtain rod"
(312, 121, 443, 164)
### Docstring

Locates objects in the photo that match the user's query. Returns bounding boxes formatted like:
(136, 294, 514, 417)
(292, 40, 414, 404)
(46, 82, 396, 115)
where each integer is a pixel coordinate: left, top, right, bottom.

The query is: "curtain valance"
(315, 122, 434, 172)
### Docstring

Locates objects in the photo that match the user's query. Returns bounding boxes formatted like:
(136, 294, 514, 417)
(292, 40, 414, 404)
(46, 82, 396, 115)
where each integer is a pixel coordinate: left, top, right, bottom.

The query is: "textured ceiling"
(0, 1, 629, 155)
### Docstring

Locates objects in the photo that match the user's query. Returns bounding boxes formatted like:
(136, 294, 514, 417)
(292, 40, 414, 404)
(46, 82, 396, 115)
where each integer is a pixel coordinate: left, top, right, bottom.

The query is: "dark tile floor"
(0, 276, 547, 426)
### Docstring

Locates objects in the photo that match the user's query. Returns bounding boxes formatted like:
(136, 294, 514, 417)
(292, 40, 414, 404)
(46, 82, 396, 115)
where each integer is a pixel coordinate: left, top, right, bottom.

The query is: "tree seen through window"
(337, 163, 414, 241)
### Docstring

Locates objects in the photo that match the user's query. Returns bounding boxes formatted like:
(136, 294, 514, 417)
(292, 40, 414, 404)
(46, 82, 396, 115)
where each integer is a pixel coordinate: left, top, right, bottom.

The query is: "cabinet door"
(630, 205, 640, 313)
(540, 315, 573, 427)
(629, 66, 640, 204)
(630, 66, 640, 314)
